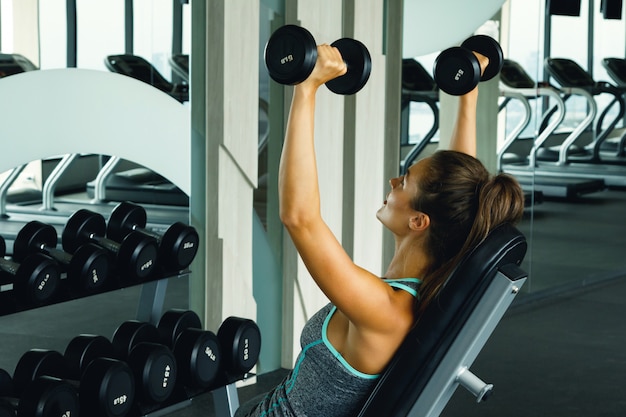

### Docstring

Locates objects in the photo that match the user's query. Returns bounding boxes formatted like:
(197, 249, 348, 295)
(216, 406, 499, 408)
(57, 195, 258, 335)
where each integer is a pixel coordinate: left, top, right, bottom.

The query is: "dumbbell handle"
(0, 258, 20, 275)
(39, 244, 73, 265)
(88, 233, 121, 253)
(129, 224, 161, 243)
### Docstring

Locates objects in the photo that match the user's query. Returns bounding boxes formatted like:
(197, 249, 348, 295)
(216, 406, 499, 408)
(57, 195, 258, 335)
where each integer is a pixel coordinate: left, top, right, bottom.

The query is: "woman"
(238, 44, 524, 417)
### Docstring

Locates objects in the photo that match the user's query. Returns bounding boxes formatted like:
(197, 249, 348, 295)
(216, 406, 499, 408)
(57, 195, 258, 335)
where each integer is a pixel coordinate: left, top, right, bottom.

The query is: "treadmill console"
(500, 59, 536, 89)
(105, 54, 189, 103)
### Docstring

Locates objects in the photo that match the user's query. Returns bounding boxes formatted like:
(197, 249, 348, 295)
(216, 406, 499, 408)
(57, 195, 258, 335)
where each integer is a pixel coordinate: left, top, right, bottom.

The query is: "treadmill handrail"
(554, 87, 597, 165)
(497, 85, 566, 168)
(497, 88, 531, 171)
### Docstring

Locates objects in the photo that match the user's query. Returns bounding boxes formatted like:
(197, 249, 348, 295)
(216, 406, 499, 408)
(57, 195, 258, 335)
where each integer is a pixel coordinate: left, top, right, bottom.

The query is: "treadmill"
(543, 58, 626, 165)
(504, 58, 626, 188)
(169, 54, 189, 83)
(499, 59, 606, 198)
(601, 57, 626, 157)
(517, 57, 626, 188)
(104, 54, 189, 103)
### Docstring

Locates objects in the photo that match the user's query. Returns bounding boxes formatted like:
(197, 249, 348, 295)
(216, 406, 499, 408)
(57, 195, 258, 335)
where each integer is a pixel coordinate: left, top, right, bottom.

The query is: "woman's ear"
(409, 212, 430, 232)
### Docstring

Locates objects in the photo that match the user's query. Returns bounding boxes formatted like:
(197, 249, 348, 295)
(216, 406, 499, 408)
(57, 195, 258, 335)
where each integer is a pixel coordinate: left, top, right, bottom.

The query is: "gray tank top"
(238, 278, 421, 417)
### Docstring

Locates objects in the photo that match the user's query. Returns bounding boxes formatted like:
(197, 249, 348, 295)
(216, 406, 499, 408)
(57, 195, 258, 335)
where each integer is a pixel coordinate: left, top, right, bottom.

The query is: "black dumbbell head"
(112, 321, 160, 358)
(68, 243, 111, 292)
(80, 357, 135, 417)
(157, 310, 221, 389)
(174, 328, 221, 389)
(460, 34, 504, 82)
(63, 209, 107, 253)
(107, 201, 148, 243)
(114, 231, 158, 280)
(265, 24, 317, 85)
(13, 349, 67, 395)
(433, 46, 481, 96)
(64, 334, 116, 378)
(17, 376, 79, 417)
(326, 38, 372, 95)
(217, 317, 261, 375)
(13, 221, 57, 263)
(14, 253, 61, 305)
(157, 309, 202, 347)
(128, 342, 177, 404)
(159, 222, 199, 271)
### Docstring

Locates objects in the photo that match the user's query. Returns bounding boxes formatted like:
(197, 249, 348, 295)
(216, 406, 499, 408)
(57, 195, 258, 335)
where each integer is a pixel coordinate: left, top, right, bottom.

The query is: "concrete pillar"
(189, 0, 259, 330)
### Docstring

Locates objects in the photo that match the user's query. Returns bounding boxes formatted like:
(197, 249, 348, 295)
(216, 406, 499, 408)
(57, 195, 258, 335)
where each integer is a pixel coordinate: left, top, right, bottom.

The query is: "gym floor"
(0, 188, 624, 416)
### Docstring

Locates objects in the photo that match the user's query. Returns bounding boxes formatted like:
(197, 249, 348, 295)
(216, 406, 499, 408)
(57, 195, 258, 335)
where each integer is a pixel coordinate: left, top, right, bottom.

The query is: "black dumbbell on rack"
(62, 208, 159, 281)
(156, 309, 222, 391)
(14, 220, 112, 294)
(217, 317, 262, 381)
(0, 235, 61, 306)
(13, 340, 135, 417)
(111, 320, 178, 407)
(264, 24, 371, 95)
(0, 367, 79, 417)
(106, 202, 199, 272)
(433, 34, 504, 95)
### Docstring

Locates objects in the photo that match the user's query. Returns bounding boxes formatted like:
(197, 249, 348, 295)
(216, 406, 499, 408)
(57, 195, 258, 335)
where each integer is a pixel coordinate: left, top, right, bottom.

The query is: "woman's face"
(376, 158, 428, 234)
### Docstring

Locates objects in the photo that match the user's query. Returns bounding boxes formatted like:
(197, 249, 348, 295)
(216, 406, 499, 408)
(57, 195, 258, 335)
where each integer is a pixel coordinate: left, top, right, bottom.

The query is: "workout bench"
(213, 223, 527, 417)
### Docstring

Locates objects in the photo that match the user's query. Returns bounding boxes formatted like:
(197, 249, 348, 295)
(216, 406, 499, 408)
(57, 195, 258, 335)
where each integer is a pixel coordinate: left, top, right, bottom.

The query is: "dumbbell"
(0, 235, 60, 306)
(14, 220, 112, 293)
(13, 340, 135, 417)
(264, 24, 371, 95)
(156, 309, 221, 390)
(217, 317, 261, 378)
(62, 208, 159, 281)
(111, 320, 177, 404)
(106, 202, 199, 272)
(433, 34, 504, 95)
(0, 368, 79, 417)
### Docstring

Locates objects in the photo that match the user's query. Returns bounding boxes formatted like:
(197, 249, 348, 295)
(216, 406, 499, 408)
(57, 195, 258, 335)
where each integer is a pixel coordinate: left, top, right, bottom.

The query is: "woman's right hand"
(298, 44, 347, 92)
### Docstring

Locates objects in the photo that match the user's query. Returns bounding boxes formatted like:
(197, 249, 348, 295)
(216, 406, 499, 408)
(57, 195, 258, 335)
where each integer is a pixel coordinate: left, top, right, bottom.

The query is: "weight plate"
(15, 254, 61, 305)
(326, 38, 372, 95)
(107, 202, 147, 242)
(116, 232, 158, 280)
(80, 357, 135, 417)
(157, 309, 202, 347)
(217, 317, 261, 374)
(112, 321, 160, 358)
(433, 46, 481, 96)
(17, 376, 79, 417)
(13, 221, 57, 263)
(68, 243, 111, 292)
(159, 223, 199, 271)
(460, 35, 503, 82)
(63, 209, 107, 253)
(13, 349, 66, 396)
(264, 24, 317, 85)
(64, 334, 116, 378)
(174, 329, 221, 389)
(128, 343, 176, 404)
(0, 369, 13, 396)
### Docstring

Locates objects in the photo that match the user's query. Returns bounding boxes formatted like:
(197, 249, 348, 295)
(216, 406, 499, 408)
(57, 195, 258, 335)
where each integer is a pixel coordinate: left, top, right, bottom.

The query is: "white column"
(189, 0, 259, 330)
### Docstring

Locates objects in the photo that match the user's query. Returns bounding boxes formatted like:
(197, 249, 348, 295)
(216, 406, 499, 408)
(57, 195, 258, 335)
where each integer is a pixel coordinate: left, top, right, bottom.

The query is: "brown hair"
(412, 150, 524, 315)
